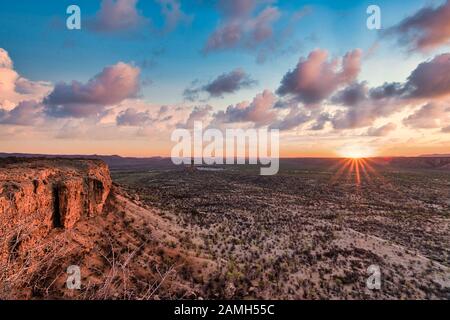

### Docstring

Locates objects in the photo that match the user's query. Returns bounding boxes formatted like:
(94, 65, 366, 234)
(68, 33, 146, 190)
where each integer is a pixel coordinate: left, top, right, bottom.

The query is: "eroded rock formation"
(0, 158, 112, 261)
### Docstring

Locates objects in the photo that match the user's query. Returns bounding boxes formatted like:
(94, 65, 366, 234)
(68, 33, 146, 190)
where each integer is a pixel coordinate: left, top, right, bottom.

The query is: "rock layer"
(0, 158, 112, 260)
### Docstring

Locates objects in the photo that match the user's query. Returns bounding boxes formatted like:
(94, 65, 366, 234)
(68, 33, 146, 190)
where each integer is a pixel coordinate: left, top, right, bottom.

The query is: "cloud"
(332, 81, 368, 106)
(88, 0, 190, 35)
(366, 123, 397, 136)
(356, 53, 450, 102)
(184, 68, 257, 100)
(204, 0, 281, 52)
(384, 0, 450, 52)
(0, 48, 52, 107)
(276, 49, 362, 104)
(116, 107, 152, 126)
(54, 119, 127, 140)
(52, 100, 193, 140)
(368, 82, 405, 100)
(44, 62, 140, 118)
(331, 99, 405, 130)
(88, 0, 148, 33)
(403, 103, 450, 129)
(331, 109, 373, 130)
(309, 112, 330, 131)
(403, 53, 450, 99)
(325, 53, 450, 130)
(329, 93, 406, 130)
(270, 107, 312, 131)
(326, 80, 405, 130)
(110, 100, 196, 133)
(203, 1, 312, 64)
(178, 105, 213, 129)
(249, 7, 281, 45)
(202, 69, 256, 97)
(0, 100, 43, 126)
(217, 0, 264, 18)
(0, 48, 13, 69)
(213, 89, 277, 127)
(266, 51, 450, 132)
(156, 0, 191, 33)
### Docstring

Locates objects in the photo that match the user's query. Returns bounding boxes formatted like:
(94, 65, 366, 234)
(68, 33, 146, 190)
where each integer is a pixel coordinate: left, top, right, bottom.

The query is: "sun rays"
(331, 157, 382, 186)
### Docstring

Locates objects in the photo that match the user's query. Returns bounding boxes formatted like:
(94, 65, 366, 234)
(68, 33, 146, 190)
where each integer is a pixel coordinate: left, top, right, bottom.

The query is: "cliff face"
(0, 158, 112, 261)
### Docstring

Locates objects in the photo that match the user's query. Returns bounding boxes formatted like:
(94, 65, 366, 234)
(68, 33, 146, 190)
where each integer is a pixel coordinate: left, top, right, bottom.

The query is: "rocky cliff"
(0, 158, 112, 262)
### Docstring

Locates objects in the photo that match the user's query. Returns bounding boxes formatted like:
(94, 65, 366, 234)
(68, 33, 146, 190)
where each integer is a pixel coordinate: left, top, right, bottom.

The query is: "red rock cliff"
(0, 158, 112, 260)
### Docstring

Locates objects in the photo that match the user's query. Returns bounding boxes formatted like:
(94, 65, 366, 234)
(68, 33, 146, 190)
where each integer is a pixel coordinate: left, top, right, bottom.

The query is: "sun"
(343, 150, 368, 159)
(338, 145, 374, 159)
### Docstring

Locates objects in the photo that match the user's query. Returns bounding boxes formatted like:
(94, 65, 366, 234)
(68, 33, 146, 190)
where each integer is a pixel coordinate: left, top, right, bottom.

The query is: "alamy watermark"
(66, 265, 81, 290)
(367, 5, 381, 30)
(171, 121, 280, 175)
(66, 5, 81, 30)
(366, 264, 381, 290)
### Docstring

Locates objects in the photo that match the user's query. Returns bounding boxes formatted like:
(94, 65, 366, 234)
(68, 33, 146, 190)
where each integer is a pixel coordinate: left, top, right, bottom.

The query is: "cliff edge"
(0, 158, 112, 262)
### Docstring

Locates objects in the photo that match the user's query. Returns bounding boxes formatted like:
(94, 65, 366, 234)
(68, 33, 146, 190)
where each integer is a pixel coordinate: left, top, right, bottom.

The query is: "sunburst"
(331, 157, 381, 186)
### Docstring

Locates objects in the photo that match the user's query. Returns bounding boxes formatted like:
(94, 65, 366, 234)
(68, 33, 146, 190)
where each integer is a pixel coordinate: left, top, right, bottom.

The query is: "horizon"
(1, 150, 449, 159)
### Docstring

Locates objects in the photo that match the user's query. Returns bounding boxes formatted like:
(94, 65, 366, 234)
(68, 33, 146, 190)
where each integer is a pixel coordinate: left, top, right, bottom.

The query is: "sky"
(1, 0, 450, 157)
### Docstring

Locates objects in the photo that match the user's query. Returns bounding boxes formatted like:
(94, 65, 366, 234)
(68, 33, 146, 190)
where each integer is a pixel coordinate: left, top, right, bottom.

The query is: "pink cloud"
(214, 89, 278, 127)
(384, 0, 450, 52)
(0, 48, 13, 69)
(403, 103, 450, 129)
(44, 62, 140, 118)
(276, 49, 362, 104)
(366, 123, 397, 136)
(204, 1, 281, 52)
(0, 100, 43, 126)
(116, 108, 152, 126)
(0, 48, 52, 107)
(89, 0, 148, 33)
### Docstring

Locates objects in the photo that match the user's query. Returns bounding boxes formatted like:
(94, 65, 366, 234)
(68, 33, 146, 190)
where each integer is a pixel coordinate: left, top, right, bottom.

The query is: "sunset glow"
(338, 146, 375, 159)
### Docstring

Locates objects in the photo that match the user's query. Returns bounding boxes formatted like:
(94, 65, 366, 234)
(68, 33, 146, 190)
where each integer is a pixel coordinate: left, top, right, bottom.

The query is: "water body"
(196, 167, 225, 172)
